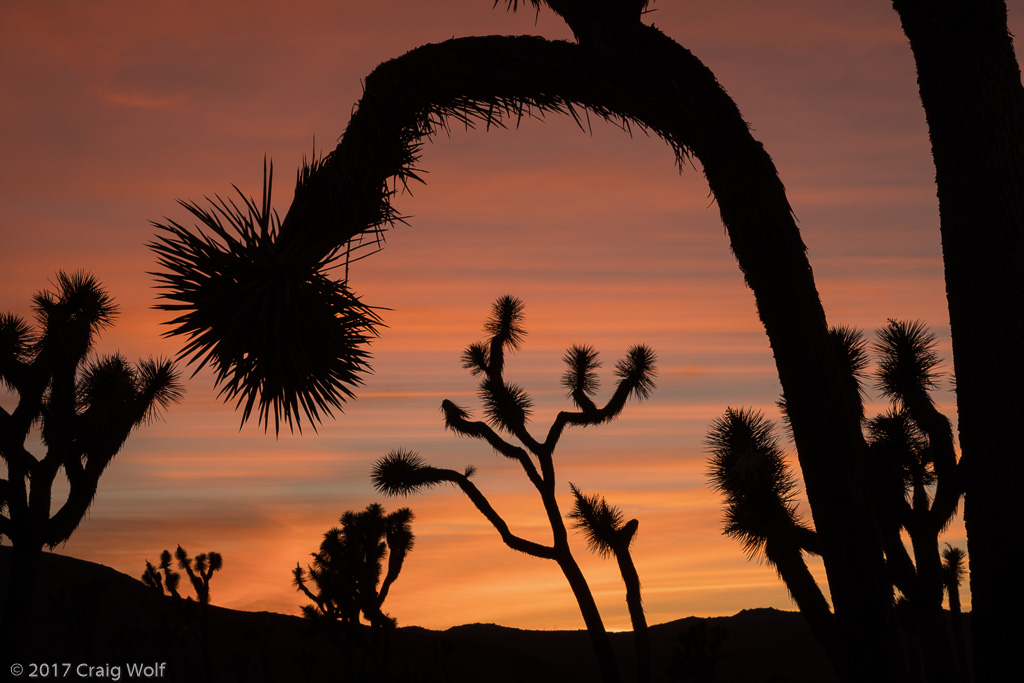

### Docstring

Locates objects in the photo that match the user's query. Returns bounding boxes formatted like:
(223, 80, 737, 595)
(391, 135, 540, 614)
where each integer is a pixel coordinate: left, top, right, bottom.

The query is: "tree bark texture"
(893, 3, 1024, 680)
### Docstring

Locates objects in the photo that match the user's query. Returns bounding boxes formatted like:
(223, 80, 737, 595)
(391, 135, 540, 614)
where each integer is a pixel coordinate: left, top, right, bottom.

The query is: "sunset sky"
(2, 0, 1009, 632)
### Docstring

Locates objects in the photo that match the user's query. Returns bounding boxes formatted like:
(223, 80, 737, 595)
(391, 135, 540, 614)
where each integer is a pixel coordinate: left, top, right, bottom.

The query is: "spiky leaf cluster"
(706, 408, 803, 559)
(828, 325, 869, 381)
(372, 449, 449, 496)
(568, 483, 630, 558)
(941, 544, 966, 590)
(562, 345, 601, 404)
(481, 377, 534, 434)
(615, 345, 657, 401)
(874, 319, 942, 404)
(484, 296, 527, 354)
(866, 408, 935, 489)
(149, 162, 381, 434)
(32, 271, 118, 365)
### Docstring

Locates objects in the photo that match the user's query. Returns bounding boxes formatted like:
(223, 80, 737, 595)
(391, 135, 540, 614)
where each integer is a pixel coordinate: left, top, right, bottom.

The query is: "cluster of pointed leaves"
(293, 503, 415, 628)
(149, 161, 381, 434)
(873, 319, 942, 403)
(866, 408, 935, 490)
(372, 449, 454, 497)
(567, 483, 637, 559)
(562, 345, 601, 401)
(941, 543, 966, 592)
(1, 272, 182, 547)
(705, 407, 803, 561)
(615, 344, 657, 402)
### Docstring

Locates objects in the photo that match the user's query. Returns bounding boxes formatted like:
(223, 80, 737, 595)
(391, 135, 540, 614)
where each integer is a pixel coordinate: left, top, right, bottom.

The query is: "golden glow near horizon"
(1, 0, 990, 630)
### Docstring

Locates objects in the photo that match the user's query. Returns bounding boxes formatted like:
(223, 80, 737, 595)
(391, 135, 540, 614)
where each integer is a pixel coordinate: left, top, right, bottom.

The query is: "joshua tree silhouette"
(0, 271, 182, 656)
(148, 2, 1024, 679)
(707, 320, 964, 682)
(293, 503, 414, 634)
(372, 296, 655, 683)
(141, 545, 222, 683)
(175, 546, 224, 605)
(142, 549, 184, 599)
(568, 484, 649, 683)
(705, 407, 839, 668)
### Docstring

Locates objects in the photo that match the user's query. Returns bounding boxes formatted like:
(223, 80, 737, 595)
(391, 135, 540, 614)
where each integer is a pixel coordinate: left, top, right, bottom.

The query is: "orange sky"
(1, 1, 1005, 631)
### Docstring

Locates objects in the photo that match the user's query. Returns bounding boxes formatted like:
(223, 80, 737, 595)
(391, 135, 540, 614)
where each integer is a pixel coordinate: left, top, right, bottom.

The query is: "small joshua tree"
(568, 484, 649, 683)
(142, 549, 183, 599)
(293, 503, 414, 633)
(705, 407, 839, 666)
(142, 546, 222, 604)
(175, 546, 223, 605)
(141, 545, 221, 682)
(372, 296, 656, 683)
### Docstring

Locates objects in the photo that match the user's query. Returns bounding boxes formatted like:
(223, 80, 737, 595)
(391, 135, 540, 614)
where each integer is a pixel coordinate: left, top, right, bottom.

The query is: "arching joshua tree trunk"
(892, 4, 1024, 681)
(277, 30, 900, 682)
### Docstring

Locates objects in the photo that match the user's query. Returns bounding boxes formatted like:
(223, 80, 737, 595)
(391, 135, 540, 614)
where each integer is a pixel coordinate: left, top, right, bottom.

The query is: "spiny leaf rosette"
(149, 162, 382, 433)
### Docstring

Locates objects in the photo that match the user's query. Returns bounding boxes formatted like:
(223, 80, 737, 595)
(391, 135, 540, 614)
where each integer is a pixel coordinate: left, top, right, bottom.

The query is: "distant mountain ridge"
(0, 548, 837, 682)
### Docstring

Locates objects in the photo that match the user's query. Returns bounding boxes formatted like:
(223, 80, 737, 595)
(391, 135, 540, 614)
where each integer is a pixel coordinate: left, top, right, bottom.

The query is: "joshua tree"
(174, 546, 223, 605)
(707, 320, 964, 682)
(865, 321, 960, 683)
(372, 296, 655, 683)
(568, 484, 649, 683)
(0, 271, 182, 653)
(705, 408, 839, 668)
(293, 503, 414, 634)
(141, 545, 221, 683)
(149, 2, 1024, 678)
(142, 549, 184, 599)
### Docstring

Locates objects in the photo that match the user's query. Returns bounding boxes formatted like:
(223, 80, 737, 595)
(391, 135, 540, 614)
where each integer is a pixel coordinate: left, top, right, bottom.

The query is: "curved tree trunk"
(554, 551, 622, 683)
(764, 538, 841, 670)
(280, 30, 902, 681)
(892, 3, 1024, 681)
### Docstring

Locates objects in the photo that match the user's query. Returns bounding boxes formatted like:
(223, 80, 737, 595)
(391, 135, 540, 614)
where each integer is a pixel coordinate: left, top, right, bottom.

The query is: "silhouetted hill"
(0, 548, 838, 682)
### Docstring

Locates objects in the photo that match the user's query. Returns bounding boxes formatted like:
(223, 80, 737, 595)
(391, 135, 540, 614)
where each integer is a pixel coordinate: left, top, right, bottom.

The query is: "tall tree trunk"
(765, 539, 842, 670)
(613, 546, 650, 683)
(892, 3, 1024, 681)
(556, 552, 622, 683)
(907, 510, 958, 683)
(947, 583, 970, 683)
